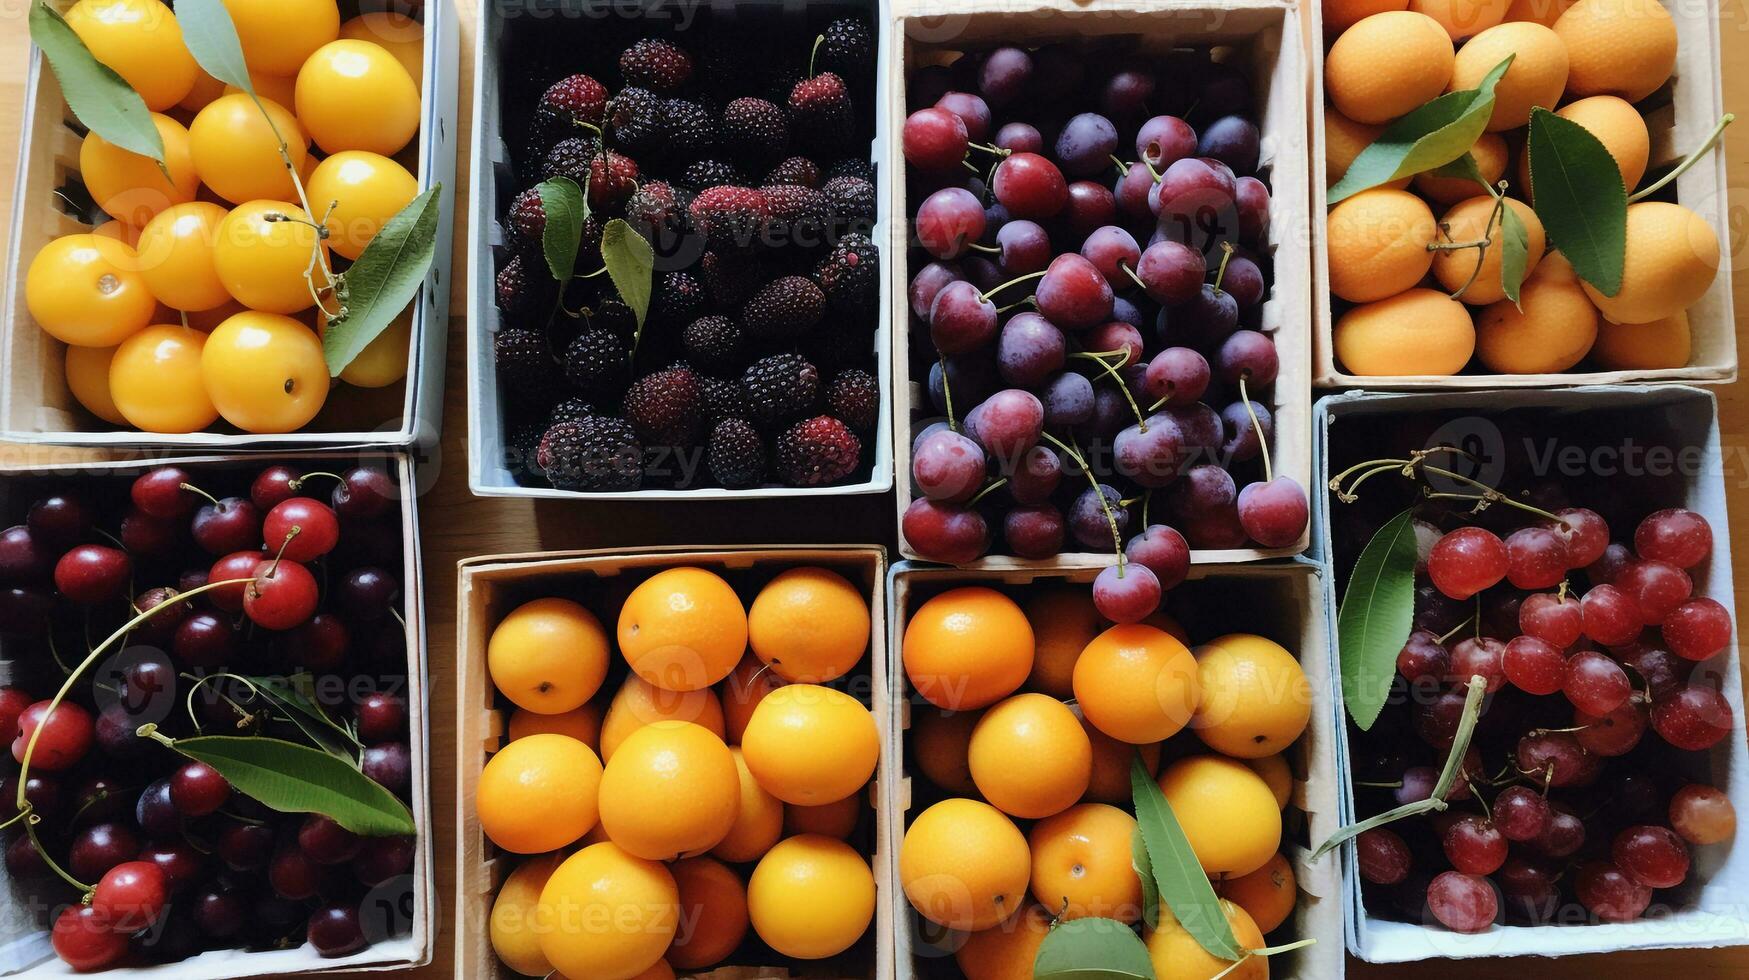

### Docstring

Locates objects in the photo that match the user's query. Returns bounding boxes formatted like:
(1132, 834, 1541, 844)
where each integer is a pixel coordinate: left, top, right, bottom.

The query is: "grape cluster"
(1353, 493, 1736, 934)
(900, 42, 1306, 622)
(0, 463, 415, 970)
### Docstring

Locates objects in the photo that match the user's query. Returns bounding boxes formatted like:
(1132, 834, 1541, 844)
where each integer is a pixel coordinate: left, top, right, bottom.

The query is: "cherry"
(263, 498, 341, 562)
(1492, 785, 1552, 842)
(6, 833, 51, 880)
(0, 586, 52, 636)
(285, 612, 352, 672)
(0, 685, 31, 743)
(1124, 525, 1190, 591)
(93, 860, 169, 932)
(927, 280, 1001, 354)
(1234, 176, 1271, 245)
(12, 700, 93, 770)
(135, 779, 180, 837)
(131, 467, 198, 519)
(68, 775, 129, 828)
(1652, 685, 1733, 751)
(0, 525, 51, 585)
(356, 834, 417, 886)
(994, 121, 1043, 153)
(1143, 347, 1210, 408)
(1427, 527, 1507, 600)
(363, 742, 413, 796)
(332, 468, 396, 520)
(308, 903, 367, 958)
(1133, 240, 1205, 305)
(1504, 526, 1568, 590)
(69, 821, 141, 882)
(120, 507, 180, 557)
(1580, 584, 1642, 646)
(995, 219, 1053, 275)
(902, 498, 989, 564)
(1663, 597, 1733, 661)
(1, 771, 63, 821)
(207, 550, 269, 611)
(991, 151, 1067, 219)
(357, 692, 407, 744)
(1575, 701, 1648, 757)
(51, 905, 129, 971)
(170, 761, 231, 817)
(915, 187, 986, 259)
(130, 587, 191, 647)
(1615, 560, 1691, 626)
(1519, 591, 1583, 647)
(299, 813, 363, 865)
(1501, 635, 1566, 695)
(250, 465, 302, 511)
(1395, 630, 1449, 685)
(1034, 253, 1114, 330)
(95, 703, 150, 760)
(1237, 477, 1308, 549)
(1080, 225, 1141, 288)
(54, 544, 131, 604)
(189, 496, 262, 556)
(193, 886, 249, 939)
(903, 106, 970, 173)
(1575, 861, 1651, 922)
(1356, 828, 1412, 885)
(245, 559, 320, 630)
(936, 91, 992, 142)
(217, 821, 276, 871)
(1635, 507, 1712, 569)
(1113, 161, 1156, 223)
(269, 842, 324, 901)
(26, 494, 89, 548)
(1136, 115, 1196, 168)
(1093, 563, 1161, 623)
(174, 610, 240, 668)
(1442, 814, 1507, 875)
(1062, 181, 1117, 238)
(1545, 507, 1609, 568)
(1587, 541, 1637, 586)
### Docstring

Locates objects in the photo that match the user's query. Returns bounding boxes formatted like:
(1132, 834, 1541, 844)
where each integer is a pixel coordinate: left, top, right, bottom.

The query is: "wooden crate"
(0, 452, 434, 978)
(890, 0, 1314, 566)
(455, 546, 896, 980)
(0, 1, 459, 449)
(886, 558, 1345, 979)
(1306, 0, 1736, 387)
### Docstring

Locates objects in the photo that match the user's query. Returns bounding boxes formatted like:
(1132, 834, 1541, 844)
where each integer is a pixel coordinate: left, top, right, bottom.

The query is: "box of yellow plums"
(456, 546, 897, 980)
(1, 0, 458, 448)
(1307, 0, 1733, 387)
(887, 559, 1343, 979)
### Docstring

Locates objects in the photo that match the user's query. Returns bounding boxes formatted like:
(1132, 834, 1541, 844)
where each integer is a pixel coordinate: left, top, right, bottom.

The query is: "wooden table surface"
(2, 2, 1747, 977)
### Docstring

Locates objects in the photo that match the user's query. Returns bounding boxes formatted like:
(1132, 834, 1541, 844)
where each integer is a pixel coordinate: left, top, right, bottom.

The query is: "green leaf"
(536, 176, 588, 283)
(1428, 152, 1487, 189)
(601, 217, 654, 344)
(173, 0, 252, 93)
(323, 184, 442, 376)
(1527, 106, 1627, 296)
(29, 4, 164, 164)
(1132, 823, 1160, 929)
(1338, 508, 1419, 731)
(162, 735, 415, 836)
(1498, 201, 1531, 307)
(1131, 757, 1242, 962)
(1328, 55, 1513, 205)
(247, 674, 360, 759)
(1033, 917, 1156, 980)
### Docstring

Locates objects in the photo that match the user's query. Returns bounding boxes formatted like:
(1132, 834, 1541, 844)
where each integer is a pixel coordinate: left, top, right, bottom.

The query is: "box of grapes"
(455, 546, 895, 979)
(0, 451, 433, 977)
(1306, 0, 1734, 388)
(886, 558, 1344, 979)
(466, 0, 897, 500)
(0, 0, 459, 449)
(1314, 386, 1749, 959)
(889, 0, 1314, 569)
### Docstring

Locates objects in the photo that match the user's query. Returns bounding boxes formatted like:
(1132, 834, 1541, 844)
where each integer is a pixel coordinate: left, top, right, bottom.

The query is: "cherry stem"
(1147, 394, 1170, 412)
(1119, 261, 1148, 293)
(577, 264, 610, 279)
(1437, 614, 1476, 645)
(1420, 465, 1565, 523)
(1071, 351, 1147, 432)
(807, 33, 825, 77)
(1239, 376, 1271, 483)
(265, 527, 302, 580)
(961, 159, 982, 178)
(1211, 241, 1235, 296)
(177, 482, 220, 507)
(1040, 431, 1126, 573)
(937, 354, 958, 432)
(1143, 158, 1162, 182)
(1141, 488, 1153, 529)
(1630, 113, 1733, 203)
(968, 478, 1009, 506)
(1109, 154, 1130, 176)
(27, 818, 90, 896)
(967, 142, 1011, 158)
(966, 242, 1001, 255)
(291, 471, 345, 491)
(979, 269, 1046, 302)
(994, 296, 1036, 315)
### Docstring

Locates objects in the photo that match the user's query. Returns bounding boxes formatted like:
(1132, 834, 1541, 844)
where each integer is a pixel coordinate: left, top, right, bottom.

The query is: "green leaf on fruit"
(1527, 106, 1627, 296)
(174, 0, 253, 94)
(601, 216, 654, 340)
(1131, 757, 1242, 962)
(29, 4, 164, 165)
(1033, 917, 1156, 980)
(322, 184, 442, 376)
(1427, 152, 1488, 191)
(1132, 822, 1161, 929)
(536, 176, 588, 283)
(1338, 507, 1418, 731)
(159, 734, 415, 836)
(1499, 201, 1531, 307)
(1327, 55, 1513, 205)
(247, 674, 360, 760)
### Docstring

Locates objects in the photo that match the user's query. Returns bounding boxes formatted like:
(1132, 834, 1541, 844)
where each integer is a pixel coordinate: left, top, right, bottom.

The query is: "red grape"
(1493, 785, 1552, 842)
(1519, 592, 1583, 647)
(1425, 871, 1498, 933)
(1662, 597, 1733, 661)
(1442, 814, 1507, 875)
(1611, 824, 1689, 888)
(1502, 635, 1565, 695)
(1651, 685, 1733, 751)
(1427, 527, 1508, 600)
(1564, 650, 1631, 716)
(1634, 508, 1712, 569)
(1575, 861, 1651, 922)
(1669, 784, 1736, 845)
(1534, 806, 1587, 858)
(1356, 828, 1412, 885)
(1497, 855, 1559, 923)
(1504, 526, 1568, 590)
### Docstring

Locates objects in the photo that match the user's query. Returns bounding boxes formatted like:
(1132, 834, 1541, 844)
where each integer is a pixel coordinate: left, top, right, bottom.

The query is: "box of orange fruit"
(1308, 0, 1733, 387)
(0, 0, 459, 448)
(888, 559, 1344, 979)
(456, 546, 895, 980)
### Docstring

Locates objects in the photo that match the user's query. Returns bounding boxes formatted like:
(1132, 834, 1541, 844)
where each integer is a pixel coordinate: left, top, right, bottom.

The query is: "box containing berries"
(1314, 386, 1749, 960)
(455, 546, 895, 979)
(0, 453, 432, 977)
(888, 558, 1344, 979)
(894, 0, 1314, 572)
(1308, 0, 1734, 387)
(468, 0, 895, 499)
(0, 1, 460, 449)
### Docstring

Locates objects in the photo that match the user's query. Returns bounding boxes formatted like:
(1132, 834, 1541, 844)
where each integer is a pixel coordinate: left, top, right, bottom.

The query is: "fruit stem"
(1143, 158, 1162, 183)
(1630, 113, 1734, 203)
(960, 159, 982, 178)
(1039, 431, 1125, 572)
(967, 478, 1009, 506)
(183, 673, 262, 735)
(1119, 261, 1148, 293)
(1141, 488, 1153, 529)
(1436, 614, 1476, 645)
(1238, 376, 1271, 483)
(1109, 154, 1130, 178)
(13, 578, 255, 814)
(577, 264, 610, 279)
(1211, 241, 1235, 296)
(291, 471, 345, 491)
(27, 818, 90, 896)
(177, 482, 221, 507)
(966, 242, 1002, 255)
(993, 297, 1036, 315)
(979, 270, 1046, 301)
(1069, 351, 1146, 432)
(239, 90, 339, 295)
(1419, 466, 1564, 523)
(808, 33, 825, 77)
(967, 142, 1011, 158)
(937, 354, 957, 432)
(1147, 394, 1170, 412)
